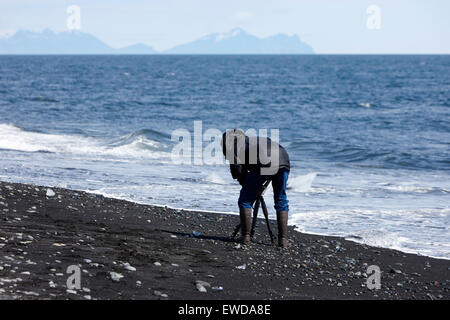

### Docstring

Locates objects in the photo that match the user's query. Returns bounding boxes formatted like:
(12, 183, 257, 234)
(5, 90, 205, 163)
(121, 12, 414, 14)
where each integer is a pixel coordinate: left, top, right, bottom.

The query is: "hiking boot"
(277, 211, 289, 248)
(239, 208, 252, 245)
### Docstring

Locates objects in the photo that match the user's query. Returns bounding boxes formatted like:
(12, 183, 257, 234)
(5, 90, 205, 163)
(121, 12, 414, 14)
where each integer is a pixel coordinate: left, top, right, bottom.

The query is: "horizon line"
(0, 53, 449, 56)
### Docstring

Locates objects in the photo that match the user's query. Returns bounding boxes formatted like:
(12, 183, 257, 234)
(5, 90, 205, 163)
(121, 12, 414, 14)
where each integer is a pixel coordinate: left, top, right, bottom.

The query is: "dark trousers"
(238, 168, 289, 212)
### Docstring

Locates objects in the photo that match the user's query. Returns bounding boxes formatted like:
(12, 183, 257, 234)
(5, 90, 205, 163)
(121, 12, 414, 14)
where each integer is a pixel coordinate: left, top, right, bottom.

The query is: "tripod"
(231, 180, 275, 243)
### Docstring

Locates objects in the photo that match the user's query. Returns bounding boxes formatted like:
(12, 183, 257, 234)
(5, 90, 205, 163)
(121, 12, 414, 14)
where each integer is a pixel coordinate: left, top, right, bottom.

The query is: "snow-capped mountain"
(165, 28, 314, 54)
(0, 29, 156, 54)
(0, 28, 314, 54)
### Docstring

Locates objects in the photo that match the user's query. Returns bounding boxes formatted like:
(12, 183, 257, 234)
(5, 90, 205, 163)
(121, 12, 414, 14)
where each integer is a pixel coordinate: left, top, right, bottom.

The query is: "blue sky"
(1, 0, 449, 53)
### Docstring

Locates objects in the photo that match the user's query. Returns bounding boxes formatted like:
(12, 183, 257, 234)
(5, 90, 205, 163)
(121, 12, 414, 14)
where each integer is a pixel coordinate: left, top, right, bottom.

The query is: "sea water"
(0, 55, 449, 258)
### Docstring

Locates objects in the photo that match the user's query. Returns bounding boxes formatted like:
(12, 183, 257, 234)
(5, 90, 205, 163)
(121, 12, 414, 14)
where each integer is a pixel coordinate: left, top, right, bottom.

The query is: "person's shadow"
(158, 229, 235, 243)
(158, 229, 275, 247)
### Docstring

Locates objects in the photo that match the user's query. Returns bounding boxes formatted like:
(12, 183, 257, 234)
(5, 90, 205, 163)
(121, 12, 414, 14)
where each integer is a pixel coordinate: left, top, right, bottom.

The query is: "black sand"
(0, 181, 449, 300)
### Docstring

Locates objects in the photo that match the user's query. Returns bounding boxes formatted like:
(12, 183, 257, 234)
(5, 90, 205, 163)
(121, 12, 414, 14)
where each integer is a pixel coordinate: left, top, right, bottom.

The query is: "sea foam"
(0, 124, 170, 160)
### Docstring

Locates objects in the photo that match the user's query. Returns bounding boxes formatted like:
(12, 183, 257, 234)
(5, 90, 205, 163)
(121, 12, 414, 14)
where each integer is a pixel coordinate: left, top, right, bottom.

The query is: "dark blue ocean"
(0, 55, 449, 258)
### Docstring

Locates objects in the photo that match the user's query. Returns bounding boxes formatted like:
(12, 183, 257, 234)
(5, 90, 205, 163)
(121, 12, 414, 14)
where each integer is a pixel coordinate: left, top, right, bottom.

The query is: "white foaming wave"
(359, 102, 371, 108)
(380, 184, 449, 194)
(0, 124, 67, 153)
(289, 207, 450, 259)
(290, 207, 450, 224)
(345, 230, 450, 260)
(107, 136, 169, 159)
(203, 172, 228, 185)
(0, 124, 170, 160)
(287, 172, 316, 192)
(346, 230, 406, 250)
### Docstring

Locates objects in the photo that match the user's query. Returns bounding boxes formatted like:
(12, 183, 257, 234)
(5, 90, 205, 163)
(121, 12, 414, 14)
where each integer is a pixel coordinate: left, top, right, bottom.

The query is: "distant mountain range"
(166, 28, 314, 54)
(0, 28, 314, 54)
(0, 29, 157, 54)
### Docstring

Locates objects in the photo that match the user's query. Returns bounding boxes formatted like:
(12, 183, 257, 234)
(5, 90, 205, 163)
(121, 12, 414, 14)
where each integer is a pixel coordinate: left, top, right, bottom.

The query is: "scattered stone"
(26, 207, 37, 214)
(122, 262, 136, 272)
(212, 286, 224, 291)
(390, 268, 402, 274)
(195, 280, 211, 292)
(195, 280, 211, 288)
(46, 189, 56, 197)
(1, 181, 449, 301)
(196, 284, 207, 293)
(110, 272, 124, 282)
(90, 262, 104, 268)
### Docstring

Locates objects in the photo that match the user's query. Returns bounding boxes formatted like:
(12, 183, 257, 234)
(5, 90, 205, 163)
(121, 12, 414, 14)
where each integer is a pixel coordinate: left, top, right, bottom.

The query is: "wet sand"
(0, 181, 449, 300)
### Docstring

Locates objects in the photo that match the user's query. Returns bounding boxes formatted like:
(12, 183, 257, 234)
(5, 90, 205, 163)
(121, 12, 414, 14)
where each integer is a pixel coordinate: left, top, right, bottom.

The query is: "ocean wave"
(358, 102, 371, 108)
(345, 230, 450, 260)
(107, 128, 171, 151)
(287, 172, 316, 192)
(0, 123, 170, 160)
(202, 172, 228, 185)
(379, 184, 450, 194)
(289, 139, 447, 170)
(30, 96, 59, 103)
(290, 207, 450, 260)
(346, 230, 408, 250)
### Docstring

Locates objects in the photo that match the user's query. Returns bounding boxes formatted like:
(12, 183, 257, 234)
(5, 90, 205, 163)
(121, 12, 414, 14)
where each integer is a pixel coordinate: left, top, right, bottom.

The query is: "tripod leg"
(260, 197, 275, 244)
(250, 199, 260, 237)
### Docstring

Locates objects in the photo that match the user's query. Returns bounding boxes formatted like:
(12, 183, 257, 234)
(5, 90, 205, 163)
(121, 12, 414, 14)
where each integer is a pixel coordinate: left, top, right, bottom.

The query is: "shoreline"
(81, 195, 450, 262)
(0, 180, 449, 299)
(45, 184, 450, 261)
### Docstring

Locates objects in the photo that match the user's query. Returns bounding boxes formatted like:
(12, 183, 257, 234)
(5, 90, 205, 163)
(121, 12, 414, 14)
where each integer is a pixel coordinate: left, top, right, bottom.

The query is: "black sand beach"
(0, 181, 449, 300)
